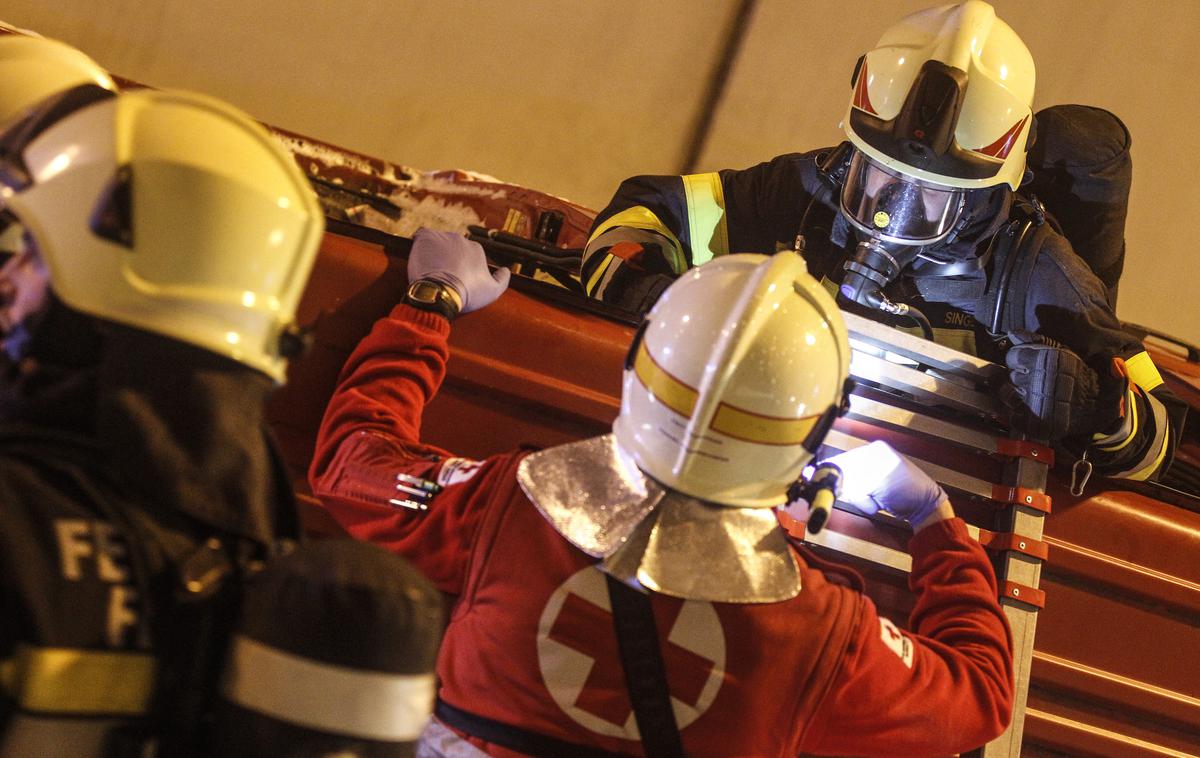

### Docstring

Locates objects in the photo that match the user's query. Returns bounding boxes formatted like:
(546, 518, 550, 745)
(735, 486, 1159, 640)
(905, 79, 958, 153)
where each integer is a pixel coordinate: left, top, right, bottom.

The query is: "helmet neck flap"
(521, 253, 851, 603)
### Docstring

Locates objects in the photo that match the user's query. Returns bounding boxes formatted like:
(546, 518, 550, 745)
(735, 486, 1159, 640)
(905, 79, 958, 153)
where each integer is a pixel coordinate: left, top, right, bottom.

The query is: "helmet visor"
(840, 151, 966, 244)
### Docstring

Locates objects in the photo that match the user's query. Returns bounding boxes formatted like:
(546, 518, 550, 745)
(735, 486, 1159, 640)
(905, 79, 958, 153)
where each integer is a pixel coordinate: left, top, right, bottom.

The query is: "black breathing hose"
(902, 304, 935, 341)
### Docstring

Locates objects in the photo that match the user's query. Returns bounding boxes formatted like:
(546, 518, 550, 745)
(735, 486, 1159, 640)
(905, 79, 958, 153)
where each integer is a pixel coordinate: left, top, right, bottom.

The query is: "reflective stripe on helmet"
(1, 646, 155, 715)
(635, 339, 822, 446)
(711, 402, 820, 446)
(222, 635, 436, 741)
(633, 338, 697, 419)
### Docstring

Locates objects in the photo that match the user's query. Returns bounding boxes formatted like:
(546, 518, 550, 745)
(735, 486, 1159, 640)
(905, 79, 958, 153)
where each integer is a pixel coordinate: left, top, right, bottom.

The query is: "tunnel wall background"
(8, 0, 1198, 342)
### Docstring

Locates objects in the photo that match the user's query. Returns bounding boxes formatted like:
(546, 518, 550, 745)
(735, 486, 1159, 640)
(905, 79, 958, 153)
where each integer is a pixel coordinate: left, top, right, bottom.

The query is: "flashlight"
(788, 462, 843, 535)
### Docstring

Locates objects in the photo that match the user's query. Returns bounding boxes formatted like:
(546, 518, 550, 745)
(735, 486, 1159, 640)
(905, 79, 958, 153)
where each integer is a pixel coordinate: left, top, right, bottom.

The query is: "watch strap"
(406, 279, 462, 321)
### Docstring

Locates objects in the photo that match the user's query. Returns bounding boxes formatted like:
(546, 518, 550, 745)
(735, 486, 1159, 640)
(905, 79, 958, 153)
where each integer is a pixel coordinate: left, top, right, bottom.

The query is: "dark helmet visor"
(840, 150, 966, 245)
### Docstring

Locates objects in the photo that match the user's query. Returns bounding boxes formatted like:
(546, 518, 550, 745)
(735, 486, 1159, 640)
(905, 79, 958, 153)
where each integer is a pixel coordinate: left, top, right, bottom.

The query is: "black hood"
(0, 293, 103, 431)
(95, 323, 295, 546)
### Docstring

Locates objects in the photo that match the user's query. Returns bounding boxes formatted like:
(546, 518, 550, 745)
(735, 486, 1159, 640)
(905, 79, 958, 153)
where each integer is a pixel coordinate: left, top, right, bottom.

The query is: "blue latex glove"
(822, 441, 948, 528)
(408, 228, 510, 314)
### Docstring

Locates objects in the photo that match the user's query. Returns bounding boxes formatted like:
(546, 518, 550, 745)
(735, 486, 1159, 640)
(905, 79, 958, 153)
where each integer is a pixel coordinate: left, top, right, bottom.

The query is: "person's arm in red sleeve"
(800, 443, 1014, 756)
(308, 229, 511, 594)
(801, 517, 1013, 756)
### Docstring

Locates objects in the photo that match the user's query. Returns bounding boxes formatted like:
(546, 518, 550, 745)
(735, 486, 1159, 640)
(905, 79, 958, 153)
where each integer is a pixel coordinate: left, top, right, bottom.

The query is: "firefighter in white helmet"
(0, 81, 442, 757)
(0, 34, 115, 126)
(310, 228, 1014, 756)
(580, 0, 1183, 490)
(0, 34, 117, 285)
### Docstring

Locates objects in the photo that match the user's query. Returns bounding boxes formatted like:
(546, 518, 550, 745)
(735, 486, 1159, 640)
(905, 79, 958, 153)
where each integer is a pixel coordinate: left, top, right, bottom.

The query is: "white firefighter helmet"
(0, 35, 115, 126)
(615, 252, 850, 507)
(0, 87, 323, 382)
(842, 0, 1035, 211)
(518, 252, 851, 602)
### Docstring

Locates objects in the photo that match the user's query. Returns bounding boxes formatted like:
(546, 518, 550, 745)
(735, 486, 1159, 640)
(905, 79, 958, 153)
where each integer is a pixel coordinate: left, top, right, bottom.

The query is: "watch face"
(408, 280, 441, 304)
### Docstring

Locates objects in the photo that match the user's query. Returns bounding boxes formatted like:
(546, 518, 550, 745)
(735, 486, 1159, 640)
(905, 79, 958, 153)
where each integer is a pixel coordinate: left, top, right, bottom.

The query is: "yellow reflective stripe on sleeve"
(1125, 350, 1165, 392)
(588, 206, 687, 273)
(5, 646, 156, 715)
(634, 341, 697, 418)
(710, 404, 820, 446)
(1095, 387, 1138, 452)
(584, 252, 616, 296)
(1126, 425, 1170, 482)
(681, 172, 729, 267)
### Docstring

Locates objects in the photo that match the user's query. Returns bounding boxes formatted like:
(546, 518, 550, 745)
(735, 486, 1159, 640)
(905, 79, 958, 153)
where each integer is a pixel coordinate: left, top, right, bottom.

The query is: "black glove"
(1000, 331, 1102, 441)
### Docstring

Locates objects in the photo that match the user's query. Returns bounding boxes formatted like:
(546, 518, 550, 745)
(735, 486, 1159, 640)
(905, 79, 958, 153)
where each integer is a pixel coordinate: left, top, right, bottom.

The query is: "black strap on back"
(976, 198, 1052, 336)
(605, 574, 686, 758)
(426, 576, 687, 757)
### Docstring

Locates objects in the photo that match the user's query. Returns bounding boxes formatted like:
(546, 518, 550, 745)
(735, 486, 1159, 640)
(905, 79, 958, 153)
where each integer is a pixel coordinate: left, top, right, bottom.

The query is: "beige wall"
(6, 0, 1198, 343)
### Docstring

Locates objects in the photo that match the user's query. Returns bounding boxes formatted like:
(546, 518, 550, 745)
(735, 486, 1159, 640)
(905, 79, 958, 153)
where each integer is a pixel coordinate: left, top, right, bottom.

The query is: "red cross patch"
(879, 616, 914, 669)
(536, 567, 726, 739)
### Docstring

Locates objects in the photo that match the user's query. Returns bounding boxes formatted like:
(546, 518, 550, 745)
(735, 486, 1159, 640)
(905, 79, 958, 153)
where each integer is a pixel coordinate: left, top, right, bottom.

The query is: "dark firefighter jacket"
(0, 325, 296, 758)
(580, 147, 1183, 484)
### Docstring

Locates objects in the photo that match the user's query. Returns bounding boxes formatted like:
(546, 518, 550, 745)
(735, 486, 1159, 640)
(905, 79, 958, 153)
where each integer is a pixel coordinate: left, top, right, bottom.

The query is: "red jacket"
(310, 304, 1014, 757)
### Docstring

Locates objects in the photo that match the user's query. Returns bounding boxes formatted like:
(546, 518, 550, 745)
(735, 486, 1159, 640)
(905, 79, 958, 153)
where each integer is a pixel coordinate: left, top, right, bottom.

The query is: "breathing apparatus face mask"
(837, 151, 967, 314)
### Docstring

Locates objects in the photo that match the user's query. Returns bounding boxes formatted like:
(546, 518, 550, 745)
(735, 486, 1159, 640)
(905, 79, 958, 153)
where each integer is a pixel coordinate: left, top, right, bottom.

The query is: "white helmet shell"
(613, 252, 850, 508)
(0, 35, 115, 126)
(843, 0, 1035, 190)
(0, 88, 324, 382)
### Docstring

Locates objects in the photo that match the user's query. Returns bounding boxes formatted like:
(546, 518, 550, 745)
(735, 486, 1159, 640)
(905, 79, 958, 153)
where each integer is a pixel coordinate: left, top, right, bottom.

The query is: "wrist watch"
(405, 279, 462, 321)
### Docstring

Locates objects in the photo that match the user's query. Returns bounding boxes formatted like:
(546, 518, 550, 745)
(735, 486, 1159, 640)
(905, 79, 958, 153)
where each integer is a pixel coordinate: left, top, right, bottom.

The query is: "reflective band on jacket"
(682, 172, 729, 267)
(1121, 393, 1171, 482)
(1, 646, 155, 715)
(222, 635, 436, 741)
(1125, 350, 1165, 392)
(587, 206, 687, 273)
(584, 252, 617, 296)
(0, 712, 125, 758)
(1094, 386, 1137, 452)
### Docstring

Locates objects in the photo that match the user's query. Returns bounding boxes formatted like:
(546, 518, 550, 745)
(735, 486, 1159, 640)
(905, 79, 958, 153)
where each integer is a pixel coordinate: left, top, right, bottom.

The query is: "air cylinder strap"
(978, 212, 1050, 336)
(606, 574, 686, 758)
